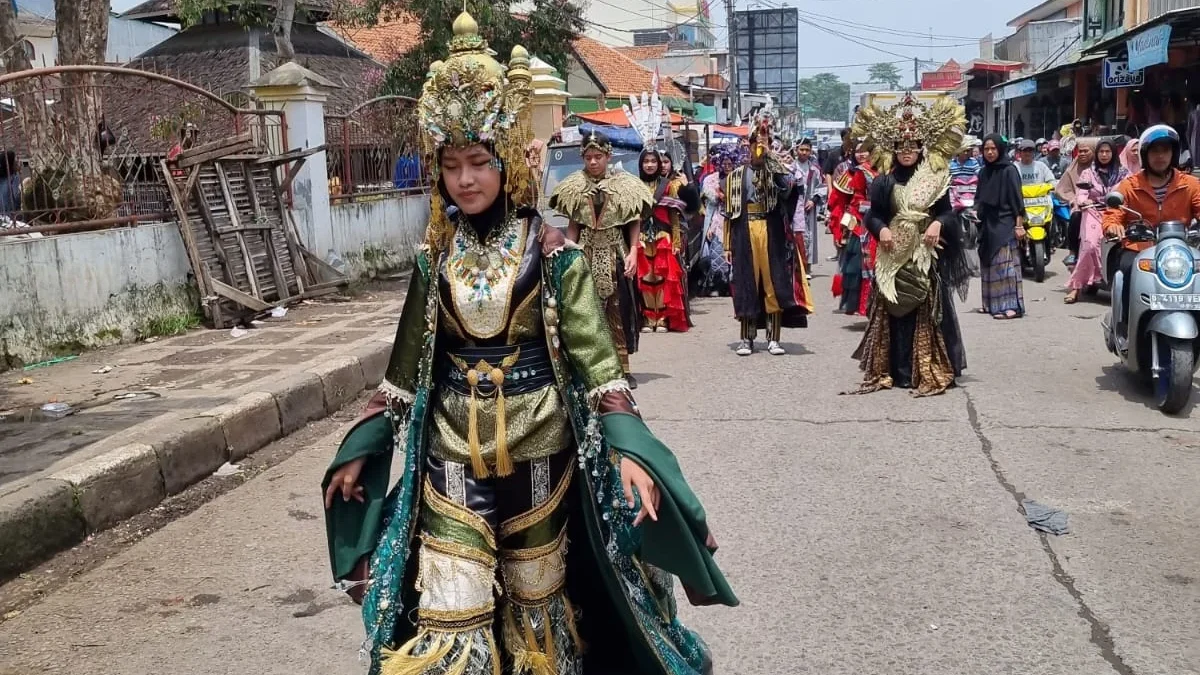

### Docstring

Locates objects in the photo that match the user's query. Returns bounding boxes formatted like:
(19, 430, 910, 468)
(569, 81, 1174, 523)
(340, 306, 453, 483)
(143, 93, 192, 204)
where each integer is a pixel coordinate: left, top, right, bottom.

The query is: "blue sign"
(1103, 57, 1145, 89)
(1127, 24, 1172, 71)
(1000, 78, 1037, 101)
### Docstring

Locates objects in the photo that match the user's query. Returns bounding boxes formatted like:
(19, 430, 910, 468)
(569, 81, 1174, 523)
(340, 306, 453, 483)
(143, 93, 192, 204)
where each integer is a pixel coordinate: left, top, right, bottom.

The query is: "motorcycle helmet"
(1138, 124, 1181, 170)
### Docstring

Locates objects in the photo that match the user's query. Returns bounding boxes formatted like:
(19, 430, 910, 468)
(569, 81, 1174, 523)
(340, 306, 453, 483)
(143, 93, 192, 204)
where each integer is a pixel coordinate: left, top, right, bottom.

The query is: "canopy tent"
(574, 107, 687, 127)
(712, 124, 748, 138)
(577, 123, 646, 149)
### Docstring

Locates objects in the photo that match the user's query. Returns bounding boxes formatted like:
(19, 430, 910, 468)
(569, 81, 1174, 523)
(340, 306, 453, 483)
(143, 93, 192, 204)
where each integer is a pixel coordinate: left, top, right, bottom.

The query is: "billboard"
(733, 8, 799, 112)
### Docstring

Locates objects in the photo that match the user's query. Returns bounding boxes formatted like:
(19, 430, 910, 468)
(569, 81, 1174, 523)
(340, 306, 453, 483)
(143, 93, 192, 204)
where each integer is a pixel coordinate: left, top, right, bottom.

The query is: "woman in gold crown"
(847, 94, 972, 396)
(321, 13, 735, 675)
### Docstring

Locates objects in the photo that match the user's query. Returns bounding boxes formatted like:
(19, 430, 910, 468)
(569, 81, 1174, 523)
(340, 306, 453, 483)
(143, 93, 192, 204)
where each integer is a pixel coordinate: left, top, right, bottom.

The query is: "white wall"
(0, 223, 196, 367)
(328, 194, 430, 277)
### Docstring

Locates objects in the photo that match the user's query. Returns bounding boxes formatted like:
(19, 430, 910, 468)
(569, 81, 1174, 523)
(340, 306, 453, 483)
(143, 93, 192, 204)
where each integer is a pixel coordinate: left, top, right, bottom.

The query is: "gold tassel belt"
(442, 342, 554, 478)
(746, 203, 768, 215)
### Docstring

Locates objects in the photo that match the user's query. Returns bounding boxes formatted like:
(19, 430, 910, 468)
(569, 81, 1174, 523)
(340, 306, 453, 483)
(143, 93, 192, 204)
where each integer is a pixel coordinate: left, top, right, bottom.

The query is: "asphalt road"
(2, 257, 1198, 675)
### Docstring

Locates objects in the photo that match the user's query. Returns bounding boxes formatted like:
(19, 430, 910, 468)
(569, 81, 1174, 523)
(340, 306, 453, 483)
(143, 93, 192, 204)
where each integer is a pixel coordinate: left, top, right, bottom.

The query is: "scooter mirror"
(1105, 191, 1124, 207)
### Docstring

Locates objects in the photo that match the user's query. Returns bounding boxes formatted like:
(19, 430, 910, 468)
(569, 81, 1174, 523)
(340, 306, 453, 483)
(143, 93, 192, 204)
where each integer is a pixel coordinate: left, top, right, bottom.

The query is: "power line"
(797, 16, 912, 60)
(796, 59, 907, 71)
(793, 7, 980, 41)
(795, 11, 975, 48)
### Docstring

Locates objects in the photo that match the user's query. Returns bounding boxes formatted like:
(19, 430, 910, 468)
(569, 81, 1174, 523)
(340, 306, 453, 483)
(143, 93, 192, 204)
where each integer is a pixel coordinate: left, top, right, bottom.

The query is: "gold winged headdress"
(418, 12, 535, 248)
(851, 92, 966, 176)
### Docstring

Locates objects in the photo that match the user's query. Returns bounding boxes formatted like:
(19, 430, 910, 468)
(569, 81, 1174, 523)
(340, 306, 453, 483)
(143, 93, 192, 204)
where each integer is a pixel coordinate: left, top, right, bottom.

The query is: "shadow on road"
(631, 372, 670, 385)
(1095, 364, 1199, 417)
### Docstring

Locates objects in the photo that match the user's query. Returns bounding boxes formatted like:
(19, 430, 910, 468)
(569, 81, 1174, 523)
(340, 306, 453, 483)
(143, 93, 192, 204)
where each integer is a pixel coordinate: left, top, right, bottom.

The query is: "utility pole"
(726, 0, 739, 122)
(913, 56, 920, 90)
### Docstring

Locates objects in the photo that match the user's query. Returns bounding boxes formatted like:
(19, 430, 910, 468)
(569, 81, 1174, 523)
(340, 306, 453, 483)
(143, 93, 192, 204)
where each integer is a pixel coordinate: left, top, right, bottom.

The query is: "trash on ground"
(270, 306, 288, 318)
(92, 365, 114, 374)
(250, 320, 265, 326)
(213, 461, 243, 477)
(1022, 499, 1070, 535)
(23, 355, 79, 371)
(17, 377, 33, 385)
(230, 327, 249, 338)
(40, 402, 75, 418)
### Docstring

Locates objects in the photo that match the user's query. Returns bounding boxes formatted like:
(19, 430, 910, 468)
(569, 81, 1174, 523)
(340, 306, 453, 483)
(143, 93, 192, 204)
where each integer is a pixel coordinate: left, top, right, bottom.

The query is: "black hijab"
(975, 133, 1024, 266)
(1092, 139, 1122, 189)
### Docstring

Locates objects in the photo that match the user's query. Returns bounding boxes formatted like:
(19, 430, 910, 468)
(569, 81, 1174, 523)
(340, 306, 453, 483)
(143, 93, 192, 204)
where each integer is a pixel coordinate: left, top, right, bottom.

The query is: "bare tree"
(272, 0, 297, 62)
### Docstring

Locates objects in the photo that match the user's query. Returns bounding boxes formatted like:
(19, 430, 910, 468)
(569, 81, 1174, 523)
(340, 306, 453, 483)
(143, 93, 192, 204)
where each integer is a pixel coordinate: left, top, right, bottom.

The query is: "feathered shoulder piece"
(623, 91, 662, 150)
(549, 169, 651, 227)
(851, 92, 966, 176)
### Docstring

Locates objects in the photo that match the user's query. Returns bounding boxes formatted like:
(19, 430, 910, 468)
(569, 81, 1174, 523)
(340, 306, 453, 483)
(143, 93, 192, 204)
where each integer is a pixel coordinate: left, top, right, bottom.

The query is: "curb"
(0, 339, 393, 580)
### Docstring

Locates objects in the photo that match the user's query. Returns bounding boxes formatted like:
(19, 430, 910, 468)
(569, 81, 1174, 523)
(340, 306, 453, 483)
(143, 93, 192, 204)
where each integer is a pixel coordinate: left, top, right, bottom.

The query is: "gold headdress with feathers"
(417, 11, 534, 249)
(851, 92, 966, 176)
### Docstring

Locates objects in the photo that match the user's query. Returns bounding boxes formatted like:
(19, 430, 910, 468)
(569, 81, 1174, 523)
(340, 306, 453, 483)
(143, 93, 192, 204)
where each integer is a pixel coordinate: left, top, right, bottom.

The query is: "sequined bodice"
(437, 217, 544, 348)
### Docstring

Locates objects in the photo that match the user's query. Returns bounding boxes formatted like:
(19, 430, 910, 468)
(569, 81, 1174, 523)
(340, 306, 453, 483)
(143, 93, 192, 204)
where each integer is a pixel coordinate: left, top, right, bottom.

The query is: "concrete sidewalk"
(0, 282, 406, 578)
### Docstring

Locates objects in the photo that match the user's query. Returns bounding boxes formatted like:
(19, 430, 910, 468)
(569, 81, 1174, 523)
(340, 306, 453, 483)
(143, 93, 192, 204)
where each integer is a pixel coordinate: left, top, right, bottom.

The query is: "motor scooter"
(1101, 191, 1200, 414)
(1051, 191, 1071, 251)
(1020, 182, 1055, 282)
(950, 175, 978, 249)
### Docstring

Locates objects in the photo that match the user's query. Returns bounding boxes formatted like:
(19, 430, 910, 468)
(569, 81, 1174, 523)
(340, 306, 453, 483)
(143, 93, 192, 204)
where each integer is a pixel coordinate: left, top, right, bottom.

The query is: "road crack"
(964, 390, 1136, 675)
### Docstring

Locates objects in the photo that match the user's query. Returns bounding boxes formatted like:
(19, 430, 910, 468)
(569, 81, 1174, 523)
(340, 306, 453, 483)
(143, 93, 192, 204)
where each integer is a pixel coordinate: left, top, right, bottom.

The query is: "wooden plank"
(214, 162, 262, 300)
(276, 156, 308, 197)
(211, 278, 272, 312)
(177, 132, 253, 162)
(301, 247, 349, 284)
(245, 160, 292, 298)
(178, 138, 257, 169)
(190, 169, 238, 289)
(269, 168, 312, 290)
(254, 145, 326, 166)
(160, 159, 211, 299)
(200, 264, 226, 328)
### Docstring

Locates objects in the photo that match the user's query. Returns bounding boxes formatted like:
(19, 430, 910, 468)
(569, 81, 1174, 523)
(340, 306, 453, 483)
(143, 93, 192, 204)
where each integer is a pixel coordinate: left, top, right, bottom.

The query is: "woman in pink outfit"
(1065, 138, 1128, 303)
(1120, 138, 1142, 174)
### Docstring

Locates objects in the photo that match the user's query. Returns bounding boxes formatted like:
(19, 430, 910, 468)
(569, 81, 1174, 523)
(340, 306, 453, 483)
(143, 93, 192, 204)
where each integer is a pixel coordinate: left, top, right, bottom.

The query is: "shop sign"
(999, 78, 1037, 101)
(1127, 24, 1172, 72)
(1103, 57, 1145, 89)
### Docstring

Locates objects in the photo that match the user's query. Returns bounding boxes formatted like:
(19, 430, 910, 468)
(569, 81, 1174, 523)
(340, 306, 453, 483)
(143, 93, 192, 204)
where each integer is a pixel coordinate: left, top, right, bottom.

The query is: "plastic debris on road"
(92, 365, 114, 374)
(230, 327, 249, 338)
(270, 306, 288, 318)
(40, 402, 74, 418)
(22, 355, 78, 371)
(1022, 499, 1070, 535)
(213, 462, 242, 477)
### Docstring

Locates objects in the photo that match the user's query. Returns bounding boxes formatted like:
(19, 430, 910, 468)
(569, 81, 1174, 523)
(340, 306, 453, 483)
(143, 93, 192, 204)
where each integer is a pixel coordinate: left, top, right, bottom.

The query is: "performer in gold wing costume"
(847, 92, 972, 396)
(549, 131, 652, 386)
(322, 12, 735, 675)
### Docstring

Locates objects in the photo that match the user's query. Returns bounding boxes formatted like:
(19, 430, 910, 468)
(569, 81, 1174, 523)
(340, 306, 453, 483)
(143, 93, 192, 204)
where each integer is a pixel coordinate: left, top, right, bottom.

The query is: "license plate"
(1149, 294, 1200, 309)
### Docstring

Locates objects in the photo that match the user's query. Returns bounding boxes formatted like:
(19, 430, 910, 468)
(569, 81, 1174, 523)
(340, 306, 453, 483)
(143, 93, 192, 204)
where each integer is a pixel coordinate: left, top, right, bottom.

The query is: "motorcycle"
(1051, 191, 1071, 251)
(1100, 191, 1200, 414)
(1020, 182, 1055, 282)
(950, 175, 979, 248)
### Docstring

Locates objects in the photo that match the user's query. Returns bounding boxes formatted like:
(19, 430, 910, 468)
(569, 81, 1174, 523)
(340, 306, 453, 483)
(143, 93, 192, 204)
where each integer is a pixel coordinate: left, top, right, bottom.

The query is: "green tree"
(338, 0, 586, 97)
(867, 62, 902, 90)
(797, 73, 851, 122)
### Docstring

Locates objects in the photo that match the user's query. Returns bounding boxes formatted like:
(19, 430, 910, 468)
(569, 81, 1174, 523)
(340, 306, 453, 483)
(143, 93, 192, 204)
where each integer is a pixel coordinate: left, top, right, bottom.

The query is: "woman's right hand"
(324, 457, 367, 509)
(879, 227, 895, 251)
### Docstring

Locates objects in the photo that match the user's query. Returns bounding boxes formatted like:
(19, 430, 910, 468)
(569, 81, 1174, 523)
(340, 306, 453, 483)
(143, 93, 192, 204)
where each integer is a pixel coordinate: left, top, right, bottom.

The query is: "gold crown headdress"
(851, 92, 966, 175)
(580, 129, 613, 155)
(418, 12, 534, 247)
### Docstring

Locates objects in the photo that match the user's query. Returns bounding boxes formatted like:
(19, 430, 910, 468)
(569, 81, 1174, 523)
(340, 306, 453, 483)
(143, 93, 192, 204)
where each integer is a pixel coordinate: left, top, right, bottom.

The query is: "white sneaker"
(767, 340, 786, 356)
(735, 340, 753, 356)
(641, 326, 652, 333)
(655, 325, 668, 333)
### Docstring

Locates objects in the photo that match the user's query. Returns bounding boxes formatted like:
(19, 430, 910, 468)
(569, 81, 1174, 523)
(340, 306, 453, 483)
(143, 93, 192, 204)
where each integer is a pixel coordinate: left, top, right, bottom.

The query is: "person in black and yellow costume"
(322, 12, 735, 675)
(723, 111, 814, 357)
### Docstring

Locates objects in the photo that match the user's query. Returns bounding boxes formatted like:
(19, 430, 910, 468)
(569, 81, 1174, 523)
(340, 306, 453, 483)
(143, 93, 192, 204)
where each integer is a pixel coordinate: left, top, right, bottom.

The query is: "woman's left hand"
(620, 457, 660, 526)
(623, 250, 638, 278)
(923, 221, 941, 248)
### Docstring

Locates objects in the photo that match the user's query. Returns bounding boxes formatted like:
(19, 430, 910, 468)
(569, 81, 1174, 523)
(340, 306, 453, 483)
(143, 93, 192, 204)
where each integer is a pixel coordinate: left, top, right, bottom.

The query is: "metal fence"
(324, 95, 428, 202)
(0, 65, 284, 238)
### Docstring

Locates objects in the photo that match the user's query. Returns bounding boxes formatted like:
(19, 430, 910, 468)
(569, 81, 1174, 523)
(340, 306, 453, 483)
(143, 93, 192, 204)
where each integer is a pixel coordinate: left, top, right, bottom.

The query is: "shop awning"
(989, 54, 1105, 101)
(1083, 7, 1200, 58)
(712, 124, 748, 138)
(574, 107, 687, 126)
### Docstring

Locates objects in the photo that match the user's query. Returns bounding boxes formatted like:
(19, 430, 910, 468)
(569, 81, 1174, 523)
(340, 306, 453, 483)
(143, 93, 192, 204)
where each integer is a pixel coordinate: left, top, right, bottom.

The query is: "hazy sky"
(712, 0, 1030, 85)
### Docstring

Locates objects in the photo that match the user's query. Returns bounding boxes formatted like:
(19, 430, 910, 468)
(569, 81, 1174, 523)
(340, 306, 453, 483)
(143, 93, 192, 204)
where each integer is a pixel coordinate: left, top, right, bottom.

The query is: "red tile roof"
(572, 36, 687, 99)
(324, 14, 421, 63)
(614, 45, 669, 61)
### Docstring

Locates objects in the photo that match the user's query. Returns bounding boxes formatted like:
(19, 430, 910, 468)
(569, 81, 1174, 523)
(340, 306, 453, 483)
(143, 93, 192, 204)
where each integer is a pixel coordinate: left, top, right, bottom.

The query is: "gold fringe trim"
(468, 384, 488, 479)
(380, 626, 502, 675)
(494, 386, 513, 477)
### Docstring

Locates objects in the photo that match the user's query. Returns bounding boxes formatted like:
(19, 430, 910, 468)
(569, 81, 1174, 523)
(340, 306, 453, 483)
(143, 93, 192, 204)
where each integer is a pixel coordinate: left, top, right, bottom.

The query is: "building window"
(21, 40, 34, 62)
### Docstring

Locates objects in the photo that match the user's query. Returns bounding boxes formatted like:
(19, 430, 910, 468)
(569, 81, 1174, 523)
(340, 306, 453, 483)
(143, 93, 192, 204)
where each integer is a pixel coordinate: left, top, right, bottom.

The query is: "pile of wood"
(163, 133, 346, 328)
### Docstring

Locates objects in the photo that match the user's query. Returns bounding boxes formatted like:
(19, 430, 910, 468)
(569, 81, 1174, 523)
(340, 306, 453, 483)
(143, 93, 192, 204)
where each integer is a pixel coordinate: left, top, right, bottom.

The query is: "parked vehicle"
(1100, 191, 1200, 414)
(1051, 191, 1072, 251)
(950, 175, 978, 248)
(1020, 182, 1055, 282)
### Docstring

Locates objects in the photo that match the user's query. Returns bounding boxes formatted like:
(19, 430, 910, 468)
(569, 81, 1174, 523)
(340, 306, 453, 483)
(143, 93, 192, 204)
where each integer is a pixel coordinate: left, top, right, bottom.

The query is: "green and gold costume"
(322, 13, 735, 675)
